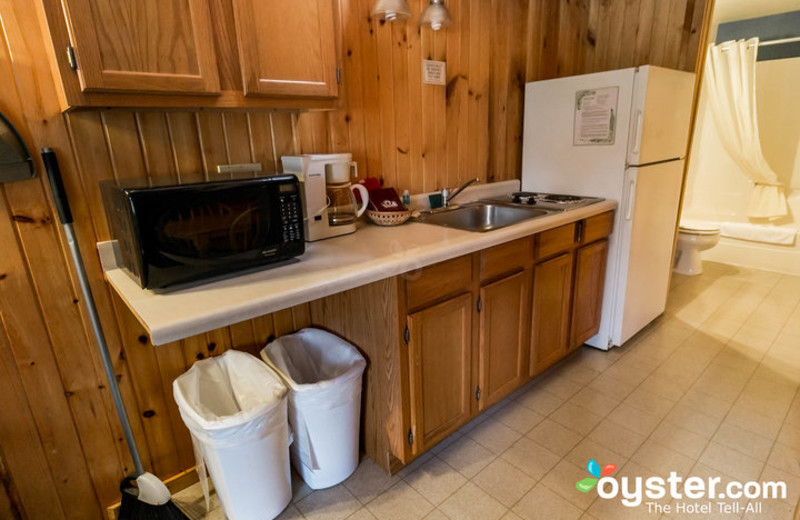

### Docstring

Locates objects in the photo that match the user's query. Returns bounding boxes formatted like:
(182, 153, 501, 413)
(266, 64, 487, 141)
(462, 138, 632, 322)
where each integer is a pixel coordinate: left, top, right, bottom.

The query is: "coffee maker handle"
(349, 161, 358, 179)
(351, 183, 369, 217)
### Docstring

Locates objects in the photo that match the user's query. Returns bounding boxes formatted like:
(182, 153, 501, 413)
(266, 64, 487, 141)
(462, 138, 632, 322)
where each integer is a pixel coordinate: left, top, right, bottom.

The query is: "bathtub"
(688, 219, 800, 276)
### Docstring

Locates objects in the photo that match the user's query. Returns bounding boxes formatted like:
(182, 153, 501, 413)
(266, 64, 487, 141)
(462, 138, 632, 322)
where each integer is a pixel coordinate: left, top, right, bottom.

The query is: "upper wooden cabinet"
(38, 0, 341, 108)
(59, 0, 219, 94)
(233, 0, 338, 98)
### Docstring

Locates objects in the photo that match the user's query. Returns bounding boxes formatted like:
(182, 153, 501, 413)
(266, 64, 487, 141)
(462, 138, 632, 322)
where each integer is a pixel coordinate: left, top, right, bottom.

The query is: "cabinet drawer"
(405, 255, 473, 311)
(480, 238, 532, 282)
(582, 211, 614, 244)
(535, 223, 576, 260)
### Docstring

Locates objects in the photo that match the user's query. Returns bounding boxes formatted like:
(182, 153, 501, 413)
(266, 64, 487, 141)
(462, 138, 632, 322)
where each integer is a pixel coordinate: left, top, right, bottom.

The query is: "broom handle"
(42, 148, 145, 476)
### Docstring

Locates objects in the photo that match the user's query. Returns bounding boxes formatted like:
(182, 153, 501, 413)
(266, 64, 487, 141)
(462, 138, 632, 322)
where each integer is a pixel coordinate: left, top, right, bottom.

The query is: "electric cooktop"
(490, 191, 605, 211)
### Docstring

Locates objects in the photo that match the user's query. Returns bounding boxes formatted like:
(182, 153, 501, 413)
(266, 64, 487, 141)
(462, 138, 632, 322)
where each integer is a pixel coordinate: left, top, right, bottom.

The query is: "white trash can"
(261, 328, 367, 489)
(173, 350, 291, 520)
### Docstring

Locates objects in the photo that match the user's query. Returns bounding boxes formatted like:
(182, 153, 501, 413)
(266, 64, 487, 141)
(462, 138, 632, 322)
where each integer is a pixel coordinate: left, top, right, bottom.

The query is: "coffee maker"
(281, 153, 368, 241)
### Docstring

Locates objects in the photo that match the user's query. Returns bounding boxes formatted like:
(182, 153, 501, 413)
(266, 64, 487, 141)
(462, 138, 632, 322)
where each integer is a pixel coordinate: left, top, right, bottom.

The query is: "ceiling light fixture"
(371, 0, 412, 22)
(420, 0, 452, 31)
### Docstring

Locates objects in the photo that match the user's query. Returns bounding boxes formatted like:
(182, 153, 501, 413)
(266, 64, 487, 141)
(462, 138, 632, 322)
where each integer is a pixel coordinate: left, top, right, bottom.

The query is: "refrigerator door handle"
(631, 109, 643, 155)
(625, 178, 636, 221)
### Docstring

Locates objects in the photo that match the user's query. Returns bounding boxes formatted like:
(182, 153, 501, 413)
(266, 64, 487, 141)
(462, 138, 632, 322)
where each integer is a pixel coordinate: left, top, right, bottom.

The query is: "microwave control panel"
(279, 193, 303, 243)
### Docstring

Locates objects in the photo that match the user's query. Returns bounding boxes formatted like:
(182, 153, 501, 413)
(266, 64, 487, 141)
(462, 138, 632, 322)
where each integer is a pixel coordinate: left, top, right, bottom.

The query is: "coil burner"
(504, 191, 604, 211)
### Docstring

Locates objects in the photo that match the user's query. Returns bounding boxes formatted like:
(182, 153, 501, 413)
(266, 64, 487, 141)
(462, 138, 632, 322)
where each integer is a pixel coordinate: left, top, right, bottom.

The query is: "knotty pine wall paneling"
(64, 108, 319, 482)
(526, 0, 707, 81)
(0, 0, 709, 517)
(361, 0, 527, 193)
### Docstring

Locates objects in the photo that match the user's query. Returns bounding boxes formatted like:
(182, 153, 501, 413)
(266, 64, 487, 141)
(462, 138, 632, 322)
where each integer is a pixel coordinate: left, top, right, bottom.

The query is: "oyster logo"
(575, 459, 617, 493)
(575, 458, 786, 512)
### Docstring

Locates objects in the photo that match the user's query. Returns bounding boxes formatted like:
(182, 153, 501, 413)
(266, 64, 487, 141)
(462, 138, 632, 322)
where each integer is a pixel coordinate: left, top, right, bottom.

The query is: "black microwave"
(101, 176, 305, 289)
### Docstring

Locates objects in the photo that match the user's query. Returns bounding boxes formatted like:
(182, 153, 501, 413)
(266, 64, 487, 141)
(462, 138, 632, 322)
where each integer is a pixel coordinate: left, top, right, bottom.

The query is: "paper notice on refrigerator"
(573, 87, 618, 145)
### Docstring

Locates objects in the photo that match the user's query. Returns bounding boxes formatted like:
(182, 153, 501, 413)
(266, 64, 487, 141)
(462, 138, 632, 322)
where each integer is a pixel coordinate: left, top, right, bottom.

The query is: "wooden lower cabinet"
(571, 239, 609, 349)
(530, 253, 573, 375)
(407, 293, 473, 455)
(478, 269, 530, 410)
(311, 211, 614, 473)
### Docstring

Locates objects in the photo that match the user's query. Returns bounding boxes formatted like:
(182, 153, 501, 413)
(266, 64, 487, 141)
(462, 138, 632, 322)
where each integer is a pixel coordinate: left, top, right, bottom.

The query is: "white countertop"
(100, 199, 616, 345)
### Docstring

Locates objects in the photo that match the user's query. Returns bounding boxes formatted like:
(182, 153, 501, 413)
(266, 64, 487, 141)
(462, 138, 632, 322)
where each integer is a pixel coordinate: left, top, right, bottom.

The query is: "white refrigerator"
(521, 66, 695, 350)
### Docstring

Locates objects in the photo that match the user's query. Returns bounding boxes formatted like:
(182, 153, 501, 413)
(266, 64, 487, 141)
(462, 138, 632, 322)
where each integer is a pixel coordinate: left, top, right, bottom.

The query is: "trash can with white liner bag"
(173, 349, 291, 520)
(261, 328, 367, 489)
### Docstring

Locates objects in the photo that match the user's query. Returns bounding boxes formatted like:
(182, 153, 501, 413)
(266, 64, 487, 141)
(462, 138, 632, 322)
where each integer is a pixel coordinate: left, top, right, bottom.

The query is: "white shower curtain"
(705, 38, 788, 220)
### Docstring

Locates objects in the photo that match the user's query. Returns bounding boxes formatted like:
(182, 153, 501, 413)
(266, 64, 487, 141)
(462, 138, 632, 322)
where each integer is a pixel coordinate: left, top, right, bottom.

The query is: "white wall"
(758, 58, 800, 191)
(712, 0, 800, 24)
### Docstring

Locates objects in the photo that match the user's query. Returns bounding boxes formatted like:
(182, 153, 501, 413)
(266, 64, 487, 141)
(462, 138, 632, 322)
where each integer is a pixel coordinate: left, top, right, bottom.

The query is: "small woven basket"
(367, 209, 411, 226)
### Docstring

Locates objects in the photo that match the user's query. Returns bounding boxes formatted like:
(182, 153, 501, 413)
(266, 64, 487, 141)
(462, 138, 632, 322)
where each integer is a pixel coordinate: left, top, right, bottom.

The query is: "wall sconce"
(371, 0, 412, 22)
(372, 0, 453, 31)
(420, 0, 452, 31)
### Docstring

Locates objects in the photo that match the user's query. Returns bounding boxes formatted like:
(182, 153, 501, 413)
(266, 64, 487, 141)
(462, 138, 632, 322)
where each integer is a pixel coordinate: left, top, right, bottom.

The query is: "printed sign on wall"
(422, 60, 446, 85)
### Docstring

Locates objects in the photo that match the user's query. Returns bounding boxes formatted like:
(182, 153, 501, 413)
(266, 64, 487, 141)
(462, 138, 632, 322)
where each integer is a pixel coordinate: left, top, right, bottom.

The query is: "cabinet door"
(233, 0, 339, 97)
(58, 0, 220, 93)
(407, 293, 472, 454)
(571, 240, 609, 349)
(478, 270, 530, 410)
(530, 253, 573, 375)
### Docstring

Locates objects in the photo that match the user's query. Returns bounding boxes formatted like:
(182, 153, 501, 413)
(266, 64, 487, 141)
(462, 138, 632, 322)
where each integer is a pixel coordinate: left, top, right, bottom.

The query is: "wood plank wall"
(0, 0, 708, 518)
(527, 0, 707, 81)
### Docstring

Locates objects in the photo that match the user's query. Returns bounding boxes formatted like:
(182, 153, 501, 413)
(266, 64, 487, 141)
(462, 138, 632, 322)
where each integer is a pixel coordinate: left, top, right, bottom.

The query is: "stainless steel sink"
(414, 202, 554, 232)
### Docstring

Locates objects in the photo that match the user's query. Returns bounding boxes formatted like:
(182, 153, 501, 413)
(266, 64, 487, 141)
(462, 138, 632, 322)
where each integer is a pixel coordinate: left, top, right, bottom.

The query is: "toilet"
(673, 219, 720, 275)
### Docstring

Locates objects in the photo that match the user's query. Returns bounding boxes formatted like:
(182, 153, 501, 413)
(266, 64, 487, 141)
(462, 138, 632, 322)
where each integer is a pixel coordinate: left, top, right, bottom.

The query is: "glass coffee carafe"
(324, 160, 368, 226)
(327, 182, 368, 225)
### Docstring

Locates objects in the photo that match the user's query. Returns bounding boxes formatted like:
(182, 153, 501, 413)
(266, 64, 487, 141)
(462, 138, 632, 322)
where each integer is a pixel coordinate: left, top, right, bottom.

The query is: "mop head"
(118, 473, 191, 520)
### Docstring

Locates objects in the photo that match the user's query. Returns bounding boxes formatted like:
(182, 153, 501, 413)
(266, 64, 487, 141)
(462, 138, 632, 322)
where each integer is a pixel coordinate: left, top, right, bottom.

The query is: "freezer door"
(521, 68, 636, 199)
(612, 160, 684, 345)
(627, 66, 695, 166)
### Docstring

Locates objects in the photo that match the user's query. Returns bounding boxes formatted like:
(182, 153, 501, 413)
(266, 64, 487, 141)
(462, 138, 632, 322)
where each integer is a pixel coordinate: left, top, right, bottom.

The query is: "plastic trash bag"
(173, 350, 291, 520)
(261, 328, 367, 489)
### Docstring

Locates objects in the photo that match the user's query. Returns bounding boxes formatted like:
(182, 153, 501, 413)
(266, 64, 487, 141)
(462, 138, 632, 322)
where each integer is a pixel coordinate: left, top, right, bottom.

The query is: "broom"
(42, 148, 190, 520)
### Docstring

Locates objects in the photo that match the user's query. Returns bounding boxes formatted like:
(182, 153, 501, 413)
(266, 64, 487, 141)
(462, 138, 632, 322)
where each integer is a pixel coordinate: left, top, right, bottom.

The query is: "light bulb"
(420, 0, 452, 31)
(371, 0, 412, 22)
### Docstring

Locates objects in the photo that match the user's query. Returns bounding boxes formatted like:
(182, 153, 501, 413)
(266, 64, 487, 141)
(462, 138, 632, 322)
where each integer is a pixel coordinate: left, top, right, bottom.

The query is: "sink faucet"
(442, 177, 480, 207)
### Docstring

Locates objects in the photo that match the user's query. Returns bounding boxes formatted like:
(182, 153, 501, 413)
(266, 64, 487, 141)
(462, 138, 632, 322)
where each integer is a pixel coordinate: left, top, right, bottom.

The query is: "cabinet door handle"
(66, 44, 78, 71)
(574, 221, 583, 244)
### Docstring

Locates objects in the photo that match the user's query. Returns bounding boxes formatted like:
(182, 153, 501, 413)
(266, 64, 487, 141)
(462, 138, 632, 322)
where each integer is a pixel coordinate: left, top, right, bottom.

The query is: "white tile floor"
(173, 261, 800, 520)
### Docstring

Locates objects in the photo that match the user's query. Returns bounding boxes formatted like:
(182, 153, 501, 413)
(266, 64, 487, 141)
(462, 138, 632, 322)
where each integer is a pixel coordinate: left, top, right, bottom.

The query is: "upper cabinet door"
(60, 0, 220, 94)
(232, 0, 339, 98)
